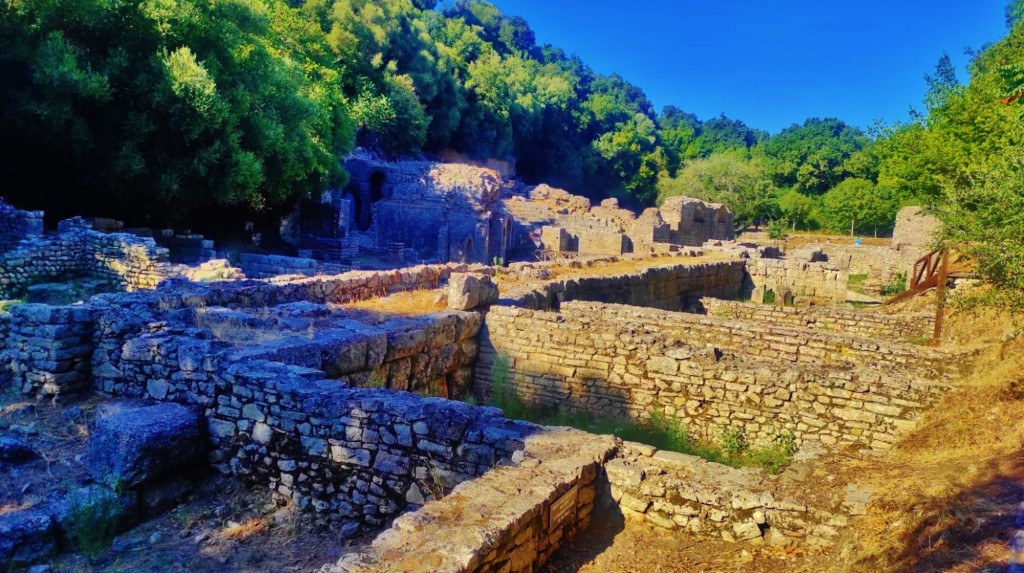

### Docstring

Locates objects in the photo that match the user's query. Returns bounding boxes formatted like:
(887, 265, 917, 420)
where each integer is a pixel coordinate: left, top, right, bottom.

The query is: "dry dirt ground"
(47, 477, 370, 573)
(543, 509, 832, 573)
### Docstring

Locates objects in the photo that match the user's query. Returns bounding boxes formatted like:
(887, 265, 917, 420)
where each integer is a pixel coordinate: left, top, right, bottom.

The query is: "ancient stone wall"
(0, 218, 173, 298)
(502, 260, 747, 311)
(21, 292, 515, 536)
(478, 302, 952, 449)
(0, 197, 44, 251)
(5, 304, 94, 399)
(325, 429, 616, 573)
(744, 258, 849, 304)
(659, 196, 734, 245)
(699, 298, 935, 341)
(607, 443, 853, 547)
(236, 253, 319, 279)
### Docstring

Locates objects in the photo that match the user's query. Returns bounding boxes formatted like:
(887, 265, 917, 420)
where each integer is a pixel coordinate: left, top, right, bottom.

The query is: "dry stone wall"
(607, 443, 852, 548)
(745, 258, 848, 305)
(0, 217, 173, 298)
(699, 298, 934, 341)
(502, 260, 746, 311)
(4, 304, 94, 399)
(0, 198, 43, 251)
(325, 429, 616, 573)
(478, 302, 952, 449)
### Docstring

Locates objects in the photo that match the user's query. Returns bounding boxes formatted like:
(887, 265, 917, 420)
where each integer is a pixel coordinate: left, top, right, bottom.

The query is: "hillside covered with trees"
(2, 0, 1024, 302)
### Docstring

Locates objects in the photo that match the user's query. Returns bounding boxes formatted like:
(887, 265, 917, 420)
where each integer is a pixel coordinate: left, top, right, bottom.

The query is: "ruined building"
(299, 155, 735, 264)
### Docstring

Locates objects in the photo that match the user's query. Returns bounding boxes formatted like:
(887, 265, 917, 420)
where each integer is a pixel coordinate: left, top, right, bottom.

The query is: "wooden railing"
(885, 248, 949, 345)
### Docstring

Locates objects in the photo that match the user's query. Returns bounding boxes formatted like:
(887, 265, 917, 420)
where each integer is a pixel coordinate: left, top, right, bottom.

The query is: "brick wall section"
(502, 260, 747, 311)
(699, 298, 935, 341)
(324, 429, 616, 573)
(745, 258, 849, 304)
(477, 303, 952, 449)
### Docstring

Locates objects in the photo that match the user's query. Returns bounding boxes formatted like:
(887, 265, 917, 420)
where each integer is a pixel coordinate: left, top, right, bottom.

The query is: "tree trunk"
(850, 218, 855, 237)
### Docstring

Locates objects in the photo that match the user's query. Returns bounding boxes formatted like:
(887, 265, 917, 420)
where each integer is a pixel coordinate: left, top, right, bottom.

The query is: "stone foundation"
(478, 302, 954, 449)
(699, 298, 935, 341)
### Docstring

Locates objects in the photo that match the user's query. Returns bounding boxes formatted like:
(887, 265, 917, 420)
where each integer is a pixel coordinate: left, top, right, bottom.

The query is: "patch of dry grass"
(835, 308, 1024, 572)
(342, 288, 446, 316)
(221, 517, 269, 541)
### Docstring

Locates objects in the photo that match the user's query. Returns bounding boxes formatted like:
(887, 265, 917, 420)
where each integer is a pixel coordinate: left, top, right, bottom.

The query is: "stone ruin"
(290, 154, 734, 265)
(785, 206, 943, 296)
(0, 189, 965, 572)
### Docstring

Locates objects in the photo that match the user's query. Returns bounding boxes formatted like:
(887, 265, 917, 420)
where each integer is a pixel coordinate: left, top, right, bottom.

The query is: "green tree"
(818, 179, 897, 235)
(1, 0, 355, 223)
(760, 118, 870, 195)
(657, 150, 779, 228)
(778, 190, 816, 230)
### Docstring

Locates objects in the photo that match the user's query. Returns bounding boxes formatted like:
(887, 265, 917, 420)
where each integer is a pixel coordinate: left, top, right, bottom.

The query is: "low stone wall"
(502, 260, 746, 311)
(325, 428, 616, 573)
(0, 197, 43, 251)
(607, 443, 851, 548)
(565, 302, 951, 379)
(5, 304, 93, 399)
(237, 253, 319, 279)
(0, 218, 173, 298)
(790, 244, 914, 295)
(700, 298, 934, 341)
(745, 258, 848, 304)
(478, 303, 951, 449)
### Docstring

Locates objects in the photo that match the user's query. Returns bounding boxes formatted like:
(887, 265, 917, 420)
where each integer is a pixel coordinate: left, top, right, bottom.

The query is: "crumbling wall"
(699, 298, 934, 341)
(236, 253, 318, 279)
(0, 197, 43, 251)
(502, 260, 747, 311)
(606, 444, 851, 548)
(0, 217, 173, 298)
(745, 258, 848, 305)
(478, 302, 952, 449)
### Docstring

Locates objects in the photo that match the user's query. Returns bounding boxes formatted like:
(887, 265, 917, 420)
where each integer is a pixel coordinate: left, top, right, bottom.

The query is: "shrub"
(881, 272, 908, 296)
(67, 487, 123, 560)
(767, 219, 788, 240)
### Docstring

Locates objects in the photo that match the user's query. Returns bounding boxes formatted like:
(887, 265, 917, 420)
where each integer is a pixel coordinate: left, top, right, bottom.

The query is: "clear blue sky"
(490, 1, 1009, 133)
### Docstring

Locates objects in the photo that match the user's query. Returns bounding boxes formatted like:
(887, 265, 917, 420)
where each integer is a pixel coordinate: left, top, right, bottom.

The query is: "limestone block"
(87, 402, 205, 488)
(447, 273, 498, 311)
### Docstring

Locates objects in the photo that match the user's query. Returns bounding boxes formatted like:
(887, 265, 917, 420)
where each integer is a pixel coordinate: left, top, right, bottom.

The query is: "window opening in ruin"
(354, 171, 385, 233)
(463, 237, 473, 263)
(370, 171, 386, 202)
(693, 208, 705, 224)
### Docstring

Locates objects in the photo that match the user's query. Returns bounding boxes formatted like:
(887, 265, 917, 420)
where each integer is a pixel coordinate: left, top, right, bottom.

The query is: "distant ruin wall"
(0, 198, 43, 251)
(744, 258, 848, 304)
(478, 303, 951, 449)
(0, 218, 172, 298)
(699, 298, 934, 341)
(502, 260, 747, 311)
(236, 253, 318, 279)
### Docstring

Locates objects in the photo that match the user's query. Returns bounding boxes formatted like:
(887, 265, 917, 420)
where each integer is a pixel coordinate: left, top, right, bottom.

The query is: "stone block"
(447, 273, 498, 311)
(87, 402, 205, 488)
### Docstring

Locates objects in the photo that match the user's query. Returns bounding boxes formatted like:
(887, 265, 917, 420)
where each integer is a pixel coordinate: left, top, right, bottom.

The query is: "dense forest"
(1, 0, 1023, 304)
